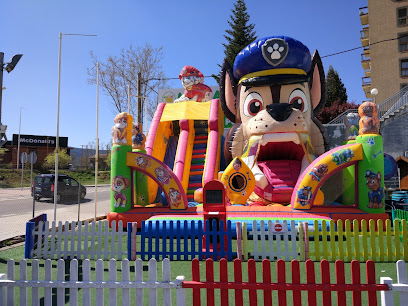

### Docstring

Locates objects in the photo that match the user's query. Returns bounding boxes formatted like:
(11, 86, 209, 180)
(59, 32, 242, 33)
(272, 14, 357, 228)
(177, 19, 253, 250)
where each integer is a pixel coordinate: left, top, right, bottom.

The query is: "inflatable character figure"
(365, 170, 384, 208)
(132, 123, 146, 150)
(220, 36, 328, 204)
(112, 175, 130, 207)
(174, 65, 212, 102)
(344, 112, 359, 140)
(310, 164, 328, 181)
(297, 186, 313, 206)
(112, 112, 130, 145)
(359, 102, 379, 135)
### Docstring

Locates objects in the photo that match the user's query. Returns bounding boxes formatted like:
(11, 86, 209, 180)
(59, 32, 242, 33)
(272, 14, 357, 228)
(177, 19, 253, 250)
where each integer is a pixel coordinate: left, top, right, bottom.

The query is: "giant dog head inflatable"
(220, 36, 328, 204)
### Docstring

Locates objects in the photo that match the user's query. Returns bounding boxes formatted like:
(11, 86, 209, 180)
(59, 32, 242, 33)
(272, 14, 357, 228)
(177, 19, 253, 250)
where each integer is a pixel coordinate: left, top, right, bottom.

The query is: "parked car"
(31, 174, 86, 202)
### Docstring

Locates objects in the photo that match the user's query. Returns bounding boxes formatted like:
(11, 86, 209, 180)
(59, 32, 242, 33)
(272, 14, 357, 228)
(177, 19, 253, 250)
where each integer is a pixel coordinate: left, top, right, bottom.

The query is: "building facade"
(2, 134, 70, 168)
(360, 0, 408, 103)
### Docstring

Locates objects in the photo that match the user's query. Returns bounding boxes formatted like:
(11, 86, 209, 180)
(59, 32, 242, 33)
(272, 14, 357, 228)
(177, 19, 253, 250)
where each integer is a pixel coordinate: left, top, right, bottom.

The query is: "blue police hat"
(233, 36, 312, 86)
(365, 170, 377, 177)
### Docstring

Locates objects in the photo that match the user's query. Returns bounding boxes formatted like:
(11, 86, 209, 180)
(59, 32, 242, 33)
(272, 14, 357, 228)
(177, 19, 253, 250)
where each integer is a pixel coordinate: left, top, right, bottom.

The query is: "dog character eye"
(289, 89, 308, 113)
(243, 92, 264, 117)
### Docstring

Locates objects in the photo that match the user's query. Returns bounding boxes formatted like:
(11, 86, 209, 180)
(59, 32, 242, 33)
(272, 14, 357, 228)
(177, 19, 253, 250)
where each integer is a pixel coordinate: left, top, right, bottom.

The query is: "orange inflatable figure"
(358, 101, 379, 135)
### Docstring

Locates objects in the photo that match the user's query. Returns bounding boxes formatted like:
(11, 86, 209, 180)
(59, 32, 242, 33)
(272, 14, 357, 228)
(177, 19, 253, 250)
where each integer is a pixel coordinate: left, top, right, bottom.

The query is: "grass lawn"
(0, 240, 402, 305)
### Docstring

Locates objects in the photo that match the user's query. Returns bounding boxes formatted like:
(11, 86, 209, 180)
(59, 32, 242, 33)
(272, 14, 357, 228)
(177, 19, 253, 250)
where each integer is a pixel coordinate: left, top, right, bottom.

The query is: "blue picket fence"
(138, 220, 234, 261)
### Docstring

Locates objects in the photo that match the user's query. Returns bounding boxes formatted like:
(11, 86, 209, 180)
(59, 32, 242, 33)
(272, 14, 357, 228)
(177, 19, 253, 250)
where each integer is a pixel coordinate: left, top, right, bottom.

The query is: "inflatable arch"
(126, 151, 188, 210)
(291, 143, 364, 210)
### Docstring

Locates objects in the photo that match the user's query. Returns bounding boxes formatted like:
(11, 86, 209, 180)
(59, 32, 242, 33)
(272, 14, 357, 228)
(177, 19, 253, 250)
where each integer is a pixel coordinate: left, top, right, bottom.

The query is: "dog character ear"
(220, 59, 239, 123)
(123, 177, 130, 188)
(308, 50, 326, 116)
(224, 123, 245, 165)
(377, 172, 381, 181)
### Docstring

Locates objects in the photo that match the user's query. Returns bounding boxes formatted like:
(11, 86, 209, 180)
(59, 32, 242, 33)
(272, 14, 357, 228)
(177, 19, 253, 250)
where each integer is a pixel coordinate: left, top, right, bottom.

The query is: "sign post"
(20, 152, 27, 190)
(28, 152, 37, 218)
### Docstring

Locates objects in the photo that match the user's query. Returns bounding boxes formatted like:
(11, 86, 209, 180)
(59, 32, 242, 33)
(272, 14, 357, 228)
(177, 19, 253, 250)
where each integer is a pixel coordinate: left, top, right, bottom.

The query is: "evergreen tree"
(325, 65, 348, 107)
(213, 0, 257, 82)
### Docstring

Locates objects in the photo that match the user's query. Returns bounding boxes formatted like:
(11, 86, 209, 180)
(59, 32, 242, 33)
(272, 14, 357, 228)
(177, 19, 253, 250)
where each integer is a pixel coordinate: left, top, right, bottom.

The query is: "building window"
(402, 83, 408, 90)
(398, 7, 408, 26)
(399, 33, 408, 51)
(401, 59, 408, 77)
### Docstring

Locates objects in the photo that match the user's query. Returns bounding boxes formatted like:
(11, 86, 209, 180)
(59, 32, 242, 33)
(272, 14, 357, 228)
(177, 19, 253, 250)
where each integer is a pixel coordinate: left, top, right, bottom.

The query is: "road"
(0, 186, 111, 242)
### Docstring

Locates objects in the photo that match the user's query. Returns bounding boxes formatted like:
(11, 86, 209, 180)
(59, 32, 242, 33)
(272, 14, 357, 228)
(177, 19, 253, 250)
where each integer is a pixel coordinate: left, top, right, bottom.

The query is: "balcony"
(359, 6, 369, 26)
(365, 91, 372, 99)
(361, 53, 370, 70)
(363, 47, 370, 56)
(362, 77, 371, 92)
(364, 68, 371, 78)
(360, 28, 369, 47)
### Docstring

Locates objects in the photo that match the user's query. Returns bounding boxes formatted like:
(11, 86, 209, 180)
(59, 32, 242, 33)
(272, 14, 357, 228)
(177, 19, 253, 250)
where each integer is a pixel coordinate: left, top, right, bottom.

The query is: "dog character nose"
(266, 103, 293, 122)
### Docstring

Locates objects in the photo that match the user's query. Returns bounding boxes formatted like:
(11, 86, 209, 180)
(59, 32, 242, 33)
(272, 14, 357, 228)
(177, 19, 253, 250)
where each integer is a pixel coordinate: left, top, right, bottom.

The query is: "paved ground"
(0, 185, 111, 242)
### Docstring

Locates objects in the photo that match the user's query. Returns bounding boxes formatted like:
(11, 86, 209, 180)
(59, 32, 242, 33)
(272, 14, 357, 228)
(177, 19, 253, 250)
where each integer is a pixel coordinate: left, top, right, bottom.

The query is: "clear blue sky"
(2, 0, 368, 149)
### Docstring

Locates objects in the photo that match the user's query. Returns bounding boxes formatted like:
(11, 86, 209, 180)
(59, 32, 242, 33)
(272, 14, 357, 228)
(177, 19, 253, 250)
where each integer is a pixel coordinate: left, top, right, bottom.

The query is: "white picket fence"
(27, 220, 131, 260)
(242, 220, 299, 261)
(0, 258, 186, 306)
(381, 260, 408, 305)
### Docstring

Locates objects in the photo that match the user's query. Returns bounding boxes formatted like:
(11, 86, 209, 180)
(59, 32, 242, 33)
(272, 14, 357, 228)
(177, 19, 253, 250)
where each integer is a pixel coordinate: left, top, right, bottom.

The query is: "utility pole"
(137, 71, 142, 126)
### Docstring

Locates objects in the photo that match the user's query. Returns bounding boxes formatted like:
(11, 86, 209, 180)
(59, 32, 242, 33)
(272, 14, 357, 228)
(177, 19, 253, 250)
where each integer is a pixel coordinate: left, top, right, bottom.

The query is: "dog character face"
(366, 171, 381, 192)
(359, 101, 377, 118)
(346, 113, 359, 127)
(135, 156, 149, 169)
(111, 175, 130, 193)
(155, 167, 170, 184)
(220, 36, 327, 203)
(169, 187, 181, 204)
(114, 113, 129, 129)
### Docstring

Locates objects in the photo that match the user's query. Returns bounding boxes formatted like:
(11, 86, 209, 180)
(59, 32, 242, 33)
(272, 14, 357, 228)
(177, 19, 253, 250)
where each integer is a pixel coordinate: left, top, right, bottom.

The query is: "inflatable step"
(189, 175, 203, 183)
(188, 182, 202, 188)
(187, 194, 194, 200)
(191, 159, 205, 165)
(191, 154, 206, 159)
(195, 135, 208, 140)
(190, 164, 204, 170)
(194, 139, 207, 145)
(192, 149, 207, 154)
(190, 171, 203, 176)
(187, 189, 195, 195)
(193, 144, 207, 151)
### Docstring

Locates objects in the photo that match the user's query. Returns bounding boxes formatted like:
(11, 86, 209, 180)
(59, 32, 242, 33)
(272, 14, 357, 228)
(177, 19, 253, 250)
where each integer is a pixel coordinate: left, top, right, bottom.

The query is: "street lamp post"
(0, 52, 23, 147)
(54, 33, 96, 222)
(94, 62, 100, 221)
(16, 107, 22, 169)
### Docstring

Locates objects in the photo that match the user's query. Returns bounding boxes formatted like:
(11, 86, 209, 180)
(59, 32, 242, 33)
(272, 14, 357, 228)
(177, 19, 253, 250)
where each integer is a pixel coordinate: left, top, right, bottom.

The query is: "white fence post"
(0, 274, 7, 306)
(380, 277, 394, 305)
(163, 258, 171, 306)
(149, 258, 157, 305)
(397, 260, 408, 304)
(176, 275, 186, 306)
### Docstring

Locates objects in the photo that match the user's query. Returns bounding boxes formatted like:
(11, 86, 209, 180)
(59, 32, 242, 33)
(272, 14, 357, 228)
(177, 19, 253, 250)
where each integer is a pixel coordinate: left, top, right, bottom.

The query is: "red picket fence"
(182, 258, 389, 306)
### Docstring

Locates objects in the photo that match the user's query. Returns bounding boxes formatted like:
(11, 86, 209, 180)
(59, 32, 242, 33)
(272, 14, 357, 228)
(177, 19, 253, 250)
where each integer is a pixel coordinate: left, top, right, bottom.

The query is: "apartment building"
(360, 0, 408, 104)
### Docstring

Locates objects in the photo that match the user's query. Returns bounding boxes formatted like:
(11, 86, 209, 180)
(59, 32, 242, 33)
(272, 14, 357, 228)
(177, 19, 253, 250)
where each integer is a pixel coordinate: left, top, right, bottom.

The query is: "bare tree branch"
(88, 44, 168, 122)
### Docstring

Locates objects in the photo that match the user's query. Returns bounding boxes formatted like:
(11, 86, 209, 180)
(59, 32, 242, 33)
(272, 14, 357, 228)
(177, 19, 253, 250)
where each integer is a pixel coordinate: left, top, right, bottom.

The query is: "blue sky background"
(2, 0, 368, 149)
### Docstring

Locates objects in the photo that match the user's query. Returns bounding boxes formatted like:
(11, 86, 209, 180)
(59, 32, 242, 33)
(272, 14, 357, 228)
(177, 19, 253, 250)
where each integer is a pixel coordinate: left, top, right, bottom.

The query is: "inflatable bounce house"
(107, 36, 390, 230)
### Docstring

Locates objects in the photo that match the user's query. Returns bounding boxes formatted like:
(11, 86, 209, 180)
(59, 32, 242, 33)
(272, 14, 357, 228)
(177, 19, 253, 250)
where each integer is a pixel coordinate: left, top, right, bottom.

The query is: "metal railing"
(378, 85, 408, 120)
(327, 109, 359, 125)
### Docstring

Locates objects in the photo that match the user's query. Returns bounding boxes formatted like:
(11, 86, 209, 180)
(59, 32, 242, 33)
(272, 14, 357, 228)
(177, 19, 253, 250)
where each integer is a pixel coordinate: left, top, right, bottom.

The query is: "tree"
(326, 65, 348, 107)
(316, 99, 359, 124)
(43, 149, 71, 170)
(88, 43, 168, 124)
(213, 0, 257, 82)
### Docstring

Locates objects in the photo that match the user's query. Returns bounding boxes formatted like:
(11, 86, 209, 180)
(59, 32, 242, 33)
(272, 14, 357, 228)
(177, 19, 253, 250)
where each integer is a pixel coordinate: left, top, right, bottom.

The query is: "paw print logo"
(262, 38, 289, 66)
(366, 137, 375, 146)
